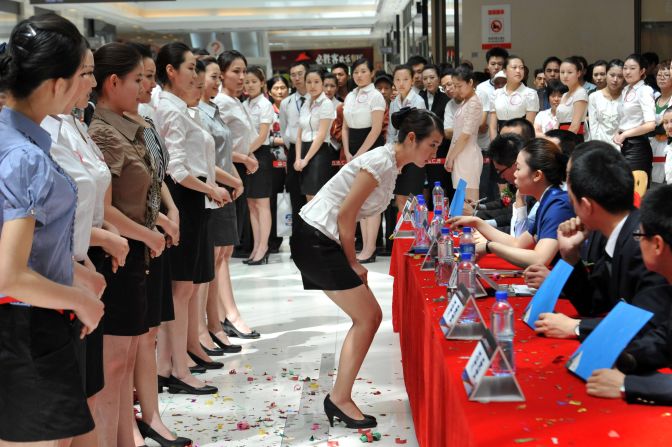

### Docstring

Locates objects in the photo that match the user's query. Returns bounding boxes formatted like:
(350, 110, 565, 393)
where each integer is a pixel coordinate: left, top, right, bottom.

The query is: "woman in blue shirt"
(449, 138, 574, 267)
(0, 14, 104, 444)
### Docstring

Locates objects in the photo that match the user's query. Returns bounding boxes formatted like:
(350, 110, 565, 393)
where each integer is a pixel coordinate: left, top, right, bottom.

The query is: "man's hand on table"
(587, 368, 625, 399)
(534, 312, 580, 338)
(524, 264, 550, 289)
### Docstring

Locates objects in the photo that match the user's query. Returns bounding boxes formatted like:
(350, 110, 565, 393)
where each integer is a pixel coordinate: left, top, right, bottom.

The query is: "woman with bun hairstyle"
(614, 54, 656, 186)
(445, 66, 484, 205)
(294, 68, 337, 200)
(448, 138, 575, 268)
(291, 108, 443, 429)
(0, 13, 104, 446)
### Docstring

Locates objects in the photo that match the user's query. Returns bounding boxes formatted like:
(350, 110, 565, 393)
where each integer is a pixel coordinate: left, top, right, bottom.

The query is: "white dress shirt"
(300, 143, 399, 242)
(279, 91, 309, 145)
(343, 83, 387, 129)
(587, 90, 620, 148)
(443, 99, 461, 130)
(490, 83, 539, 120)
(244, 94, 274, 146)
(214, 92, 257, 155)
(387, 89, 427, 144)
(476, 80, 495, 149)
(605, 215, 629, 258)
(618, 80, 656, 131)
(299, 92, 336, 143)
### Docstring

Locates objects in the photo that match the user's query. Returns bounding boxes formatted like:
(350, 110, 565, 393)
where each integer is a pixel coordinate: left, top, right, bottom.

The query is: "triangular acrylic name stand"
(447, 263, 489, 298)
(461, 329, 525, 402)
(391, 194, 417, 239)
(439, 284, 488, 340)
(420, 239, 438, 271)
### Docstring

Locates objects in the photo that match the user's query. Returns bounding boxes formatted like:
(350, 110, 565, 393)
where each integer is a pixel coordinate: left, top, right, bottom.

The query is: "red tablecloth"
(389, 236, 672, 447)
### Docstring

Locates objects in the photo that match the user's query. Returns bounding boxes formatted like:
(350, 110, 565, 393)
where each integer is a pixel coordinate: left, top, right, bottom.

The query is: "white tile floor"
(154, 245, 419, 447)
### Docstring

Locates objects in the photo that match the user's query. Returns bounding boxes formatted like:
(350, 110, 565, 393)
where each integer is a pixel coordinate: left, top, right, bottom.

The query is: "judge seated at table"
(586, 184, 672, 405)
(529, 144, 668, 341)
(447, 138, 574, 268)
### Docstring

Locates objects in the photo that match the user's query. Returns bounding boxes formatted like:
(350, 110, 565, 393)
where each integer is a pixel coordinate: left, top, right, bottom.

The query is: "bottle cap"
(461, 252, 472, 261)
(435, 209, 442, 215)
(441, 227, 450, 235)
(495, 290, 508, 300)
(462, 226, 472, 233)
(434, 181, 441, 186)
(417, 195, 425, 204)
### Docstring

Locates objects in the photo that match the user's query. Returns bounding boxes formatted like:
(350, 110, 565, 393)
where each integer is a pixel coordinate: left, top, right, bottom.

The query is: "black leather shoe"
(324, 394, 377, 429)
(222, 319, 261, 339)
(187, 351, 224, 370)
(209, 331, 243, 353)
(167, 375, 218, 395)
(189, 364, 206, 374)
(158, 375, 170, 394)
(136, 419, 192, 446)
(201, 343, 225, 357)
(356, 254, 377, 264)
(247, 250, 270, 265)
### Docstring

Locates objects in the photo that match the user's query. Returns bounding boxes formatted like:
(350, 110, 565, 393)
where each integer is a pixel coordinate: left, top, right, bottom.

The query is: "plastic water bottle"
(435, 228, 454, 286)
(413, 196, 430, 253)
(459, 226, 475, 257)
(429, 209, 443, 242)
(432, 182, 444, 214)
(490, 290, 515, 375)
(457, 252, 477, 322)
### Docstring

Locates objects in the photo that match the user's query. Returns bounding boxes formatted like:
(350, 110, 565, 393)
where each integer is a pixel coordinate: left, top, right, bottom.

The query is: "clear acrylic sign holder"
(391, 194, 417, 239)
(461, 329, 525, 402)
(439, 284, 488, 340)
(420, 239, 438, 271)
(447, 263, 489, 298)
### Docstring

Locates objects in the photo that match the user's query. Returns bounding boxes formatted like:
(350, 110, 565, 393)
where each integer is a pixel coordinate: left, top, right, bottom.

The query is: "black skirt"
(166, 177, 215, 284)
(348, 127, 385, 156)
(394, 163, 426, 196)
(100, 240, 149, 336)
(300, 141, 335, 196)
(290, 216, 363, 291)
(621, 135, 653, 176)
(209, 201, 239, 247)
(146, 248, 175, 327)
(247, 145, 273, 198)
(0, 306, 94, 441)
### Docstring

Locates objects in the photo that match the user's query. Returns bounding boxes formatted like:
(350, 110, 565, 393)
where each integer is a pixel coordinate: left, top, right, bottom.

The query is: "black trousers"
(286, 144, 307, 232)
(234, 162, 253, 253)
(479, 151, 500, 201)
(269, 155, 286, 250)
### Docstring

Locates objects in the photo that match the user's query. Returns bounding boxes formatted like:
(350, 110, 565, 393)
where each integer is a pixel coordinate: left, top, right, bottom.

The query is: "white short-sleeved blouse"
(556, 86, 588, 124)
(300, 143, 399, 242)
(343, 83, 387, 129)
(490, 84, 539, 120)
(618, 80, 656, 131)
(299, 92, 336, 143)
(245, 94, 274, 145)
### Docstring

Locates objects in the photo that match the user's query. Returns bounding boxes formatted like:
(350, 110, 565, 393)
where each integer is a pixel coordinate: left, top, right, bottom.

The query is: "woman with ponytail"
(291, 107, 443, 430)
(448, 138, 575, 267)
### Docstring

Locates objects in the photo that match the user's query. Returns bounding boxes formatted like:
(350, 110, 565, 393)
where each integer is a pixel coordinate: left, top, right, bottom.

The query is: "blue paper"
(522, 259, 574, 328)
(566, 301, 653, 381)
(449, 179, 467, 217)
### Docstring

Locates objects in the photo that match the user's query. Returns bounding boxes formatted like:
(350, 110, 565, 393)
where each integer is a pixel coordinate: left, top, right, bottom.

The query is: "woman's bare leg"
(186, 284, 213, 362)
(248, 199, 260, 261)
(357, 215, 381, 260)
(216, 246, 253, 334)
(250, 198, 270, 262)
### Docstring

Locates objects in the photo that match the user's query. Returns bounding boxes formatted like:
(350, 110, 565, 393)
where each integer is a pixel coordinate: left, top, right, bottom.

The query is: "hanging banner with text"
(481, 4, 511, 49)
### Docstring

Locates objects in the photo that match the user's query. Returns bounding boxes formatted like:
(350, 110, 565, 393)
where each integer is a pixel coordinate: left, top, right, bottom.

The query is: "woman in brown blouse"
(88, 43, 167, 447)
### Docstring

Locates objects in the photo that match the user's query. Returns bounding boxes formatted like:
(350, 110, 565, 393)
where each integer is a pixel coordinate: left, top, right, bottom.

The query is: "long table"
(389, 236, 672, 447)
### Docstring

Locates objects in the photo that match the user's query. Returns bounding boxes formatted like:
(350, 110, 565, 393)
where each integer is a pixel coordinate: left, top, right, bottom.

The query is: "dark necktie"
(299, 96, 306, 108)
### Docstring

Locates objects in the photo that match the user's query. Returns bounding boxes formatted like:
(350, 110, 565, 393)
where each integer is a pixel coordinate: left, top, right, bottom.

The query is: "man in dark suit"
(419, 64, 452, 204)
(534, 142, 669, 339)
(586, 184, 672, 404)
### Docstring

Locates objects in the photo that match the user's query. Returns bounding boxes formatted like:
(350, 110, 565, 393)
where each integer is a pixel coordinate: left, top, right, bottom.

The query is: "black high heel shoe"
(187, 351, 224, 370)
(247, 250, 270, 265)
(158, 375, 170, 394)
(200, 343, 225, 357)
(222, 318, 261, 339)
(209, 331, 243, 353)
(323, 394, 377, 429)
(136, 419, 192, 447)
(167, 375, 218, 395)
(356, 254, 377, 264)
(189, 364, 206, 374)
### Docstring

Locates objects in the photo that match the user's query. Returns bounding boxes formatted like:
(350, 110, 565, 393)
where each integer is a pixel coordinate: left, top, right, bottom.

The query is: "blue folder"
(448, 179, 467, 217)
(522, 259, 574, 329)
(567, 301, 653, 381)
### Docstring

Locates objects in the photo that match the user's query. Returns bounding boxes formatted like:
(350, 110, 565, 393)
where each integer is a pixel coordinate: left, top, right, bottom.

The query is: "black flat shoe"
(222, 319, 261, 339)
(189, 364, 206, 374)
(187, 351, 224, 369)
(247, 250, 269, 265)
(167, 375, 218, 395)
(158, 375, 170, 394)
(324, 394, 377, 429)
(136, 419, 192, 447)
(200, 343, 225, 357)
(356, 254, 376, 264)
(209, 331, 243, 353)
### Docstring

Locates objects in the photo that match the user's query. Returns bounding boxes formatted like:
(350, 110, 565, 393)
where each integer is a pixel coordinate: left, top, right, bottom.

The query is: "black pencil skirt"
(300, 141, 335, 196)
(0, 306, 94, 441)
(247, 145, 274, 199)
(621, 135, 653, 177)
(290, 216, 363, 291)
(348, 127, 385, 156)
